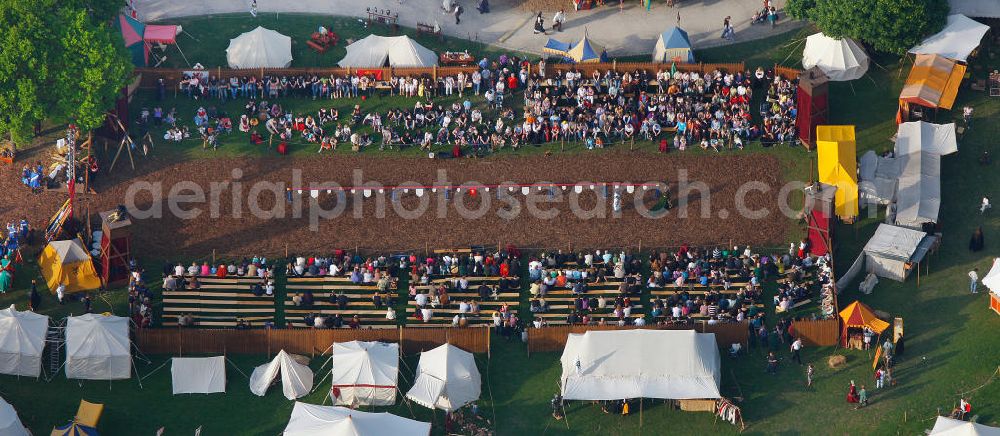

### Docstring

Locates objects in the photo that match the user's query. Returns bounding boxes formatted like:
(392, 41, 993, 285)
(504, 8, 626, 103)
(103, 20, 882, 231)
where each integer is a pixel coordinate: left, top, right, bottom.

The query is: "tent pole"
(175, 43, 192, 68)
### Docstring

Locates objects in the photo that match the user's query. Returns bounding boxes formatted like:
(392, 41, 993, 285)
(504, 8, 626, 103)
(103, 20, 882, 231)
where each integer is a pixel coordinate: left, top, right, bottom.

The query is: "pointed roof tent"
(143, 24, 178, 44)
(653, 27, 695, 63)
(802, 33, 870, 81)
(39, 239, 101, 294)
(0, 305, 50, 377)
(910, 14, 990, 62)
(65, 314, 131, 380)
(543, 34, 608, 63)
(330, 341, 399, 406)
(839, 301, 889, 333)
(929, 415, 1000, 435)
(250, 350, 314, 400)
(117, 14, 148, 66)
(337, 35, 438, 68)
(406, 344, 481, 412)
(226, 26, 293, 69)
(0, 396, 29, 436)
(283, 402, 431, 436)
(816, 125, 859, 220)
(900, 54, 966, 110)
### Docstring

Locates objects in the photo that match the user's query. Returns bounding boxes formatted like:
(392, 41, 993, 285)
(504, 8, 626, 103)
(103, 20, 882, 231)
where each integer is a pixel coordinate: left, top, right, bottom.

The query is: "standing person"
(721, 16, 734, 40)
(250, 0, 258, 17)
(846, 380, 859, 403)
(963, 106, 973, 127)
(766, 351, 778, 374)
(453, 3, 464, 25)
(476, 0, 489, 13)
(82, 293, 93, 313)
(767, 6, 777, 27)
(980, 196, 991, 214)
(533, 12, 545, 34)
(875, 367, 885, 389)
(806, 364, 815, 387)
(857, 385, 868, 408)
(969, 268, 979, 294)
(552, 9, 565, 32)
(790, 337, 803, 365)
(28, 285, 41, 312)
(56, 283, 66, 304)
(969, 226, 985, 252)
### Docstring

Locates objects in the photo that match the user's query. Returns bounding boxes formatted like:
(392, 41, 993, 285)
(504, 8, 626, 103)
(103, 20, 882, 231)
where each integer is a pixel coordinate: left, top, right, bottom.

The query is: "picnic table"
(440, 51, 474, 66)
(307, 29, 339, 53)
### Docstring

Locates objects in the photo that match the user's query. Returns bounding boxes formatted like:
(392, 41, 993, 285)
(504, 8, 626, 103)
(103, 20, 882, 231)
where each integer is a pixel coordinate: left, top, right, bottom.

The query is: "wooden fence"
(526, 321, 749, 353)
(792, 318, 840, 346)
(132, 62, 746, 89)
(775, 64, 803, 80)
(134, 326, 490, 356)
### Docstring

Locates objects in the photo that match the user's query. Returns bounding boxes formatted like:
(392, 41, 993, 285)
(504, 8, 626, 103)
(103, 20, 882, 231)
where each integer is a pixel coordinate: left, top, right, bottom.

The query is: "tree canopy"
(0, 0, 132, 145)
(786, 0, 949, 55)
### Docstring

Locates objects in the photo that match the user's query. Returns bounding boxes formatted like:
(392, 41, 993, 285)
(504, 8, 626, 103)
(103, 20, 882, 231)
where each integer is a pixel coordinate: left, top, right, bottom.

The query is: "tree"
(786, 0, 949, 55)
(0, 0, 132, 145)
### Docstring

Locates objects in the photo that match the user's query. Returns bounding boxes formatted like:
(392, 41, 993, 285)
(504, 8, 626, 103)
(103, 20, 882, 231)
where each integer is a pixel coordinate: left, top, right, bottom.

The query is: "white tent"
(930, 416, 1000, 435)
(226, 26, 293, 69)
(250, 350, 314, 400)
(172, 356, 226, 394)
(560, 329, 721, 400)
(858, 150, 899, 205)
(802, 33, 869, 81)
(0, 305, 49, 377)
(65, 314, 131, 380)
(892, 122, 957, 228)
(910, 14, 990, 62)
(983, 258, 1000, 295)
(283, 402, 431, 436)
(330, 341, 398, 406)
(406, 344, 480, 412)
(949, 0, 1000, 18)
(837, 223, 937, 288)
(338, 35, 438, 68)
(0, 396, 29, 436)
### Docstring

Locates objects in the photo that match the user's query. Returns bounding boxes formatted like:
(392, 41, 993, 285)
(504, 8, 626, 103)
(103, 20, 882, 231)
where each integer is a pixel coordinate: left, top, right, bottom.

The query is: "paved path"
(135, 0, 804, 57)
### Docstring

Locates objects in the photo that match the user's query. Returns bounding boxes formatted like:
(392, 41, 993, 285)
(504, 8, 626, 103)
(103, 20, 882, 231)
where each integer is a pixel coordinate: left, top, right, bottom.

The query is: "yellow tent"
(816, 125, 858, 220)
(39, 239, 101, 294)
(899, 54, 965, 110)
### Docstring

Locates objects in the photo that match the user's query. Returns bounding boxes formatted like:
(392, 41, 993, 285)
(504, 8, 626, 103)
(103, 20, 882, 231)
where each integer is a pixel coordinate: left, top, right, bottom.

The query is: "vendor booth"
(839, 301, 890, 349)
(330, 341, 398, 406)
(898, 54, 966, 122)
(543, 34, 608, 63)
(0, 305, 50, 377)
(652, 27, 695, 63)
(282, 402, 431, 436)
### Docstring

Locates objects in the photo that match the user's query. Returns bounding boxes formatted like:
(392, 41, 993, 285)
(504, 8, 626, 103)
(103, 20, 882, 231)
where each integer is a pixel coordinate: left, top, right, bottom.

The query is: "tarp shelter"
(652, 27, 695, 63)
(250, 350, 314, 400)
(117, 14, 148, 66)
(0, 305, 50, 377)
(858, 150, 900, 205)
(929, 416, 1000, 435)
(171, 356, 226, 394)
(802, 33, 869, 81)
(899, 54, 966, 111)
(227, 27, 293, 69)
(892, 122, 957, 228)
(65, 314, 131, 380)
(560, 329, 721, 400)
(910, 14, 990, 62)
(40, 239, 100, 294)
(816, 125, 859, 220)
(840, 301, 890, 346)
(337, 35, 438, 68)
(406, 344, 481, 412)
(282, 402, 431, 436)
(837, 224, 937, 288)
(949, 0, 1000, 18)
(330, 341, 398, 406)
(543, 35, 608, 63)
(0, 396, 29, 436)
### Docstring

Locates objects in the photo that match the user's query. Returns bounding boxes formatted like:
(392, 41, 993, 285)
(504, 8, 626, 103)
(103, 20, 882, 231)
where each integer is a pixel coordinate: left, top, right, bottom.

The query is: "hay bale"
(827, 355, 847, 369)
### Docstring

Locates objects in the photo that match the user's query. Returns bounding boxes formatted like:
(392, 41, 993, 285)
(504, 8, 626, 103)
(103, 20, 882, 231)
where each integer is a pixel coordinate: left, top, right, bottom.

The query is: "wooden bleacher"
(406, 276, 520, 327)
(532, 279, 644, 326)
(162, 276, 276, 327)
(284, 275, 398, 329)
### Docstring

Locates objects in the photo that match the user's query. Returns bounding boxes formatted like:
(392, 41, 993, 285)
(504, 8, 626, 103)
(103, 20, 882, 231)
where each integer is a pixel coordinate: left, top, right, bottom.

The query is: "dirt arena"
(0, 151, 789, 257)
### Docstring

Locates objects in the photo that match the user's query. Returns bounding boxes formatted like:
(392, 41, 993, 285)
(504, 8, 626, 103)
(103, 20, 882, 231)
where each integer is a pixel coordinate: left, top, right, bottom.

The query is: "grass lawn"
(2, 18, 999, 436)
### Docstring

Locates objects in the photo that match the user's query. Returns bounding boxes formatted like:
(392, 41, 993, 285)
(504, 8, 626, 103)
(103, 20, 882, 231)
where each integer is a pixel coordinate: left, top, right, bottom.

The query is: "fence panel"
(446, 327, 490, 354)
(401, 328, 450, 354)
(775, 65, 802, 80)
(700, 321, 749, 348)
(267, 328, 313, 355)
(792, 319, 840, 346)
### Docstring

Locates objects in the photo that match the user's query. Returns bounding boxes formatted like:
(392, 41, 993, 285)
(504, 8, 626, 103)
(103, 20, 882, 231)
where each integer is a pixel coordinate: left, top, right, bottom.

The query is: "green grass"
(4, 14, 1000, 436)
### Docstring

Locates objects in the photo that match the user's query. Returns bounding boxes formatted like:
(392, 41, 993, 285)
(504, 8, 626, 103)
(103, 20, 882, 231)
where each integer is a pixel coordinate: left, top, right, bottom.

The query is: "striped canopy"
(899, 54, 965, 110)
(542, 35, 607, 63)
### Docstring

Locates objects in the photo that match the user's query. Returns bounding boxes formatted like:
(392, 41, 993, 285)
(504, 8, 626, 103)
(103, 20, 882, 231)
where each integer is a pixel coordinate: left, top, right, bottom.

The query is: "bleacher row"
(406, 276, 520, 327)
(532, 278, 645, 326)
(284, 276, 397, 329)
(161, 276, 276, 327)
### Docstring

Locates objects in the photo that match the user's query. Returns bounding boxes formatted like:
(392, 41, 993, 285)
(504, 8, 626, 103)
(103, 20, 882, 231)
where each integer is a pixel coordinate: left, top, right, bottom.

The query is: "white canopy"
(983, 258, 1000, 295)
(338, 35, 438, 68)
(226, 26, 293, 69)
(250, 350, 314, 400)
(283, 402, 431, 436)
(0, 305, 49, 377)
(330, 341, 398, 406)
(910, 14, 990, 62)
(930, 416, 1000, 435)
(0, 397, 28, 436)
(406, 344, 480, 412)
(172, 356, 226, 394)
(893, 122, 957, 228)
(560, 329, 721, 400)
(858, 150, 899, 205)
(65, 314, 131, 380)
(802, 33, 869, 81)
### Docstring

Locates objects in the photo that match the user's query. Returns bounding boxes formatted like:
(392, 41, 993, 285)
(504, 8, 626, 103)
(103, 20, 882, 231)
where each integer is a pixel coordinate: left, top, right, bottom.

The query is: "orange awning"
(839, 301, 889, 333)
(899, 54, 965, 110)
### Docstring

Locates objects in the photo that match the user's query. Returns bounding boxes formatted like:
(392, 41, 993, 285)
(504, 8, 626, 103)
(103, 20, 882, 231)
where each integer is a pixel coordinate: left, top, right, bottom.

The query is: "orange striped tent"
(839, 301, 889, 346)
(898, 54, 965, 121)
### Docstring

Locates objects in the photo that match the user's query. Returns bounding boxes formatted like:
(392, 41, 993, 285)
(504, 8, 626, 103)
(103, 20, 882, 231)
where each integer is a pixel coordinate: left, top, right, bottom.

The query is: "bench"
(307, 40, 328, 54)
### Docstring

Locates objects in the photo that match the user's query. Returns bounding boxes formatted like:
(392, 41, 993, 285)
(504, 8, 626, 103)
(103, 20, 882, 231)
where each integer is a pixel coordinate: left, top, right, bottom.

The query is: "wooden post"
(212, 249, 216, 265)
(398, 327, 404, 354)
(285, 243, 289, 259)
(487, 327, 492, 359)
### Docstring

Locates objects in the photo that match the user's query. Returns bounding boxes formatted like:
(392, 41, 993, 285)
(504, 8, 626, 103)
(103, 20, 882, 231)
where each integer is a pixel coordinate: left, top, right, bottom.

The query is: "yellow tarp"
(899, 54, 966, 110)
(39, 239, 101, 294)
(816, 125, 858, 220)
